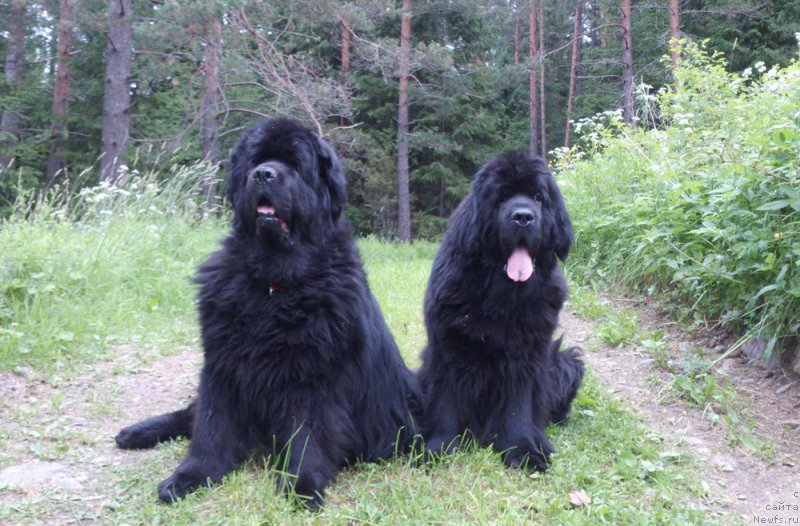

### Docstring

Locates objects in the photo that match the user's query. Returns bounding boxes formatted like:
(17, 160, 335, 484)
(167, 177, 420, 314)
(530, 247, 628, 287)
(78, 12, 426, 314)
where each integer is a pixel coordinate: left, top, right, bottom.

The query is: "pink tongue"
(257, 205, 274, 215)
(507, 247, 534, 282)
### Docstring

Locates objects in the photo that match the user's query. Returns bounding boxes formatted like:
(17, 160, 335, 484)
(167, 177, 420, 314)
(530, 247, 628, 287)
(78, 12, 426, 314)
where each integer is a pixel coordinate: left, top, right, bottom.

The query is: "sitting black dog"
(419, 152, 584, 471)
(116, 119, 421, 508)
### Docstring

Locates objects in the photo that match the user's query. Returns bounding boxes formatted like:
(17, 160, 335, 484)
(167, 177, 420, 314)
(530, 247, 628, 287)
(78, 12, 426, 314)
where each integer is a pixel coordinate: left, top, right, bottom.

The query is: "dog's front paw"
(499, 436, 553, 472)
(157, 468, 208, 504)
(423, 434, 462, 462)
(276, 472, 326, 511)
(116, 423, 157, 450)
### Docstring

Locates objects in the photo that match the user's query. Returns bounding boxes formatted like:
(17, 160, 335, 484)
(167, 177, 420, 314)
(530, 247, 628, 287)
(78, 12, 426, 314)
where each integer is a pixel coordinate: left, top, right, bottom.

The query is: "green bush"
(557, 42, 800, 359)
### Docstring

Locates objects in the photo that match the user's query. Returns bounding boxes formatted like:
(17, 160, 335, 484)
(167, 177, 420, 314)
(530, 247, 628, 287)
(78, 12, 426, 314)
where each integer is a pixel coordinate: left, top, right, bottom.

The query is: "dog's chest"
(203, 285, 351, 370)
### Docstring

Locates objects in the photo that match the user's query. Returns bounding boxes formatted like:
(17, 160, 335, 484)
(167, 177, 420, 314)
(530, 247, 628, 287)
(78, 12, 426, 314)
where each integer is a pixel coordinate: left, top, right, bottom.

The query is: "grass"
(0, 164, 223, 371)
(90, 373, 710, 525)
(0, 213, 221, 371)
(0, 178, 715, 524)
(0, 368, 713, 525)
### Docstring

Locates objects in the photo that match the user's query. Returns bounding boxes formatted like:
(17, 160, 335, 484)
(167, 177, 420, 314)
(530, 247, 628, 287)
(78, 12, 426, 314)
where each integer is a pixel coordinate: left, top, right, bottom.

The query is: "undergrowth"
(557, 42, 800, 362)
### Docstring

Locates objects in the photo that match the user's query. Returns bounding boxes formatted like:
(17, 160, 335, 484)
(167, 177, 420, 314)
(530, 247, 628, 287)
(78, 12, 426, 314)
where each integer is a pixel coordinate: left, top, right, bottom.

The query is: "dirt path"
(561, 307, 800, 523)
(0, 305, 798, 524)
(0, 346, 202, 525)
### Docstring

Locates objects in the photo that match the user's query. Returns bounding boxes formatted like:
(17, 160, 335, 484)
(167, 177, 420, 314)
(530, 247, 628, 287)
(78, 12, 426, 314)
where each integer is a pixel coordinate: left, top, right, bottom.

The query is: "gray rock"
(741, 336, 780, 371)
(0, 461, 84, 492)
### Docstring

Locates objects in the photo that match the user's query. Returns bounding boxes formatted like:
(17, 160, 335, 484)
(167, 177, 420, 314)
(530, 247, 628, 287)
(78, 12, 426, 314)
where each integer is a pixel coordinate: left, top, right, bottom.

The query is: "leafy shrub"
(557, 42, 800, 360)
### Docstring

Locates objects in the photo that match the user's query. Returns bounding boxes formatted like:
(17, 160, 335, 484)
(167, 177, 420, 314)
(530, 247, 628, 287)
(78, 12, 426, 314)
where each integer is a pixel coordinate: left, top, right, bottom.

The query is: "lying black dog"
(419, 151, 584, 471)
(116, 118, 421, 508)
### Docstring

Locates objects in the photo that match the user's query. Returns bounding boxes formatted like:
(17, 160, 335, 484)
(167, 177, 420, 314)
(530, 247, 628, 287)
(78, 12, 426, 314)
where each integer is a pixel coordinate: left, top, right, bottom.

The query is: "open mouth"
(504, 245, 535, 282)
(256, 199, 289, 234)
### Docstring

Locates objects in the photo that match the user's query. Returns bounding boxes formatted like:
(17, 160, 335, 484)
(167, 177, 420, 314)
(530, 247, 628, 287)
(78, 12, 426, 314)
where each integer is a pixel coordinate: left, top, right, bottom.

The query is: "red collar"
(268, 283, 284, 296)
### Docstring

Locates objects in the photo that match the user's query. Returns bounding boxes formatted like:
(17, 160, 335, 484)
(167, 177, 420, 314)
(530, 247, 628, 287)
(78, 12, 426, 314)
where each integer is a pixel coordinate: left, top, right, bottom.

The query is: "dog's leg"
(422, 382, 464, 458)
(157, 394, 247, 504)
(493, 379, 554, 472)
(277, 422, 335, 511)
(115, 401, 196, 449)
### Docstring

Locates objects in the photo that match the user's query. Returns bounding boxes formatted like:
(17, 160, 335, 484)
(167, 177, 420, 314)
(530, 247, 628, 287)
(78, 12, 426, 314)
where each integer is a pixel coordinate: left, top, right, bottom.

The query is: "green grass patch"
(0, 165, 225, 371)
(359, 237, 437, 368)
(0, 180, 714, 523)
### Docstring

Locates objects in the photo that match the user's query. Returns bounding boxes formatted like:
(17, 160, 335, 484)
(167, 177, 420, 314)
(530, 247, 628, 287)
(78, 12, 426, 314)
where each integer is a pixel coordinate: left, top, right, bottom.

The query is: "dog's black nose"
(252, 165, 277, 182)
(511, 208, 534, 226)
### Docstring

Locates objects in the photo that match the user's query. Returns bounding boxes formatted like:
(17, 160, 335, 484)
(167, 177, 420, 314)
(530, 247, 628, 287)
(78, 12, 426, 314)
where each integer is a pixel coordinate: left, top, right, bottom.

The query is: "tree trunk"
(537, 0, 546, 157)
(669, 0, 680, 93)
(396, 0, 412, 242)
(341, 20, 351, 75)
(621, 0, 634, 125)
(100, 0, 133, 184)
(564, 2, 582, 149)
(200, 16, 222, 210)
(528, 0, 538, 156)
(337, 17, 352, 160)
(513, 4, 520, 65)
(0, 1, 26, 170)
(46, 0, 73, 187)
(597, 3, 607, 48)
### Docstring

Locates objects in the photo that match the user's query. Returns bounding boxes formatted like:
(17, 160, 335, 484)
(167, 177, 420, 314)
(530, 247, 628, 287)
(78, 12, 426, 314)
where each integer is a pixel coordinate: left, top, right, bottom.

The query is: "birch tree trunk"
(669, 0, 680, 93)
(564, 2, 583, 149)
(514, 3, 520, 65)
(200, 16, 222, 210)
(528, 0, 538, 156)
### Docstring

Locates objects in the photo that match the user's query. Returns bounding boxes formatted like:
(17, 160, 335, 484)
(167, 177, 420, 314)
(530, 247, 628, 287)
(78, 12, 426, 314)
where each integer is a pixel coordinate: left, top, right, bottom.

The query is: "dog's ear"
(448, 171, 489, 255)
(315, 136, 347, 220)
(547, 175, 573, 262)
(226, 132, 249, 205)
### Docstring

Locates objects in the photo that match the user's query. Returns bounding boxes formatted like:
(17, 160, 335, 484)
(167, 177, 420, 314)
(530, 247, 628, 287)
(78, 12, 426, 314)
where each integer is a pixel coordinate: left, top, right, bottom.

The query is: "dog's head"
(226, 118, 346, 247)
(456, 152, 572, 281)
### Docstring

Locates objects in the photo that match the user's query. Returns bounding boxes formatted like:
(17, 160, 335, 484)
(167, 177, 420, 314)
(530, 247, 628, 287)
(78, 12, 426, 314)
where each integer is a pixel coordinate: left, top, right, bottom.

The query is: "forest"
(2, 0, 799, 239)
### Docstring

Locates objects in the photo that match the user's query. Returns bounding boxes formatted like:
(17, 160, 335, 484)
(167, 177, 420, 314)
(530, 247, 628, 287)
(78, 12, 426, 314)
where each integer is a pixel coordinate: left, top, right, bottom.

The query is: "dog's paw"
(115, 424, 157, 450)
(423, 434, 461, 462)
(277, 472, 326, 511)
(157, 469, 208, 504)
(500, 436, 553, 472)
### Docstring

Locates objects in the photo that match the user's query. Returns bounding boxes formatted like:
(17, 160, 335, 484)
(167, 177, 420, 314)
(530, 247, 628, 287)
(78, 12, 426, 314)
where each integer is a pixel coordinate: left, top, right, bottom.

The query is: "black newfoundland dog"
(116, 118, 421, 508)
(418, 151, 584, 471)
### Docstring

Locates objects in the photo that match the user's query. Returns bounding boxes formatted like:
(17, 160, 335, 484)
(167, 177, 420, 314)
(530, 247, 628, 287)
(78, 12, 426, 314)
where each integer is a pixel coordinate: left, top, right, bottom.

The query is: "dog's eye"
(534, 193, 543, 204)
